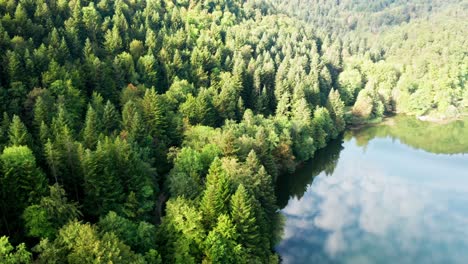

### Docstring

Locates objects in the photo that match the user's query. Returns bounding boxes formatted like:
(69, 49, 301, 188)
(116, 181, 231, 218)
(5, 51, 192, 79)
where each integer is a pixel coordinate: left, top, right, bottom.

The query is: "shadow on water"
(276, 136, 344, 209)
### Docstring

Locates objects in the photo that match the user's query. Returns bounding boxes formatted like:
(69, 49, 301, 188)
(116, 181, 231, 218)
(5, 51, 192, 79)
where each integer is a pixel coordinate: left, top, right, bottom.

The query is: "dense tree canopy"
(0, 0, 464, 262)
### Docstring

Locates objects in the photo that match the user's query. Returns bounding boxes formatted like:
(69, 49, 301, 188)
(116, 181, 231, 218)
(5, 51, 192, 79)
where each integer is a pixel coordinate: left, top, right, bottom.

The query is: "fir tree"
(8, 115, 32, 147)
(200, 158, 232, 229)
(82, 105, 99, 149)
(230, 184, 261, 259)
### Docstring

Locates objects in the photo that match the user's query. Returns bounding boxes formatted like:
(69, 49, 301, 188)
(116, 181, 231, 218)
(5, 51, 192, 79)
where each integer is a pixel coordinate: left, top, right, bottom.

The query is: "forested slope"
(0, 0, 345, 263)
(0, 0, 465, 262)
(273, 0, 467, 122)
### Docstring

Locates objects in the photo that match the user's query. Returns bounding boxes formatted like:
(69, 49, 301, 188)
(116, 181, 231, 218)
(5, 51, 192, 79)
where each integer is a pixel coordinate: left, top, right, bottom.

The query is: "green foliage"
(352, 85, 385, 122)
(338, 68, 364, 105)
(0, 146, 47, 239)
(312, 107, 335, 149)
(204, 214, 245, 264)
(82, 105, 99, 149)
(160, 197, 206, 264)
(200, 158, 232, 228)
(327, 89, 346, 136)
(8, 115, 32, 147)
(180, 90, 218, 127)
(98, 211, 157, 254)
(0, 236, 31, 264)
(0, 0, 459, 262)
(168, 147, 204, 199)
(230, 184, 261, 260)
(83, 137, 156, 220)
(35, 221, 145, 264)
(23, 184, 81, 240)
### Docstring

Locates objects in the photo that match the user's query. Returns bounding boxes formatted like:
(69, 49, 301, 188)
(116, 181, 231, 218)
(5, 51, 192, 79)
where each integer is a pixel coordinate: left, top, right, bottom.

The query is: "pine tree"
(83, 137, 156, 219)
(33, 97, 49, 132)
(82, 105, 99, 149)
(204, 214, 246, 264)
(326, 88, 345, 138)
(36, 221, 145, 264)
(291, 98, 315, 161)
(230, 184, 261, 259)
(0, 146, 47, 238)
(104, 25, 122, 55)
(8, 115, 32, 147)
(141, 88, 168, 140)
(122, 100, 140, 133)
(44, 139, 60, 184)
(0, 113, 10, 147)
(50, 124, 85, 202)
(102, 100, 119, 135)
(167, 147, 203, 199)
(83, 139, 125, 217)
(200, 158, 232, 229)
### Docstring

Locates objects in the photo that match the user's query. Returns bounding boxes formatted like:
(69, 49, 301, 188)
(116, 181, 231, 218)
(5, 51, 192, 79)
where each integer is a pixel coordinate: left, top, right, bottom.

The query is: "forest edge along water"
(276, 115, 468, 263)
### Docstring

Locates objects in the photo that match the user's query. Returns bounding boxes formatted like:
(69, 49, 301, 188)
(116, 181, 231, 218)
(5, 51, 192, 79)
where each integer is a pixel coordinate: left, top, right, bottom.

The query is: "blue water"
(276, 128, 468, 264)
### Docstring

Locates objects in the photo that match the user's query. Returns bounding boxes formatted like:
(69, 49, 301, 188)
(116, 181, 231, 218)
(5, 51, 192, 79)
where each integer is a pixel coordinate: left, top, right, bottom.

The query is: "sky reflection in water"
(277, 135, 468, 264)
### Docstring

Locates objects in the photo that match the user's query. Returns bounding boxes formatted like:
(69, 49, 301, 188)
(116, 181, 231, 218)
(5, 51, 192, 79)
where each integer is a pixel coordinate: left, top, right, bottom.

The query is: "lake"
(276, 115, 468, 264)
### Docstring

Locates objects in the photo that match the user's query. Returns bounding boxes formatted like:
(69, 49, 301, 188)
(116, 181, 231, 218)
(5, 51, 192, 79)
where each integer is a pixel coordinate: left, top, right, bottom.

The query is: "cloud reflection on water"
(277, 138, 468, 264)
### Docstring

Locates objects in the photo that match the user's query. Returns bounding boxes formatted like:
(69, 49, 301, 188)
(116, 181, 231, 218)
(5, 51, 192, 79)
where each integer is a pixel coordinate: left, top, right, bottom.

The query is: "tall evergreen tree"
(82, 105, 99, 149)
(326, 88, 346, 138)
(204, 214, 246, 264)
(0, 146, 47, 238)
(200, 158, 232, 229)
(8, 115, 32, 147)
(230, 184, 261, 260)
(102, 100, 119, 135)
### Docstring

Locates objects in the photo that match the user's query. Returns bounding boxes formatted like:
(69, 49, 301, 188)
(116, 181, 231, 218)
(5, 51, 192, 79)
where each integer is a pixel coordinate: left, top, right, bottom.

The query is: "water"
(276, 116, 468, 264)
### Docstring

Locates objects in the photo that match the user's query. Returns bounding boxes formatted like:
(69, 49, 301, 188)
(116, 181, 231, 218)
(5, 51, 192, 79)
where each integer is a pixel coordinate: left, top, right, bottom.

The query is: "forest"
(0, 0, 465, 263)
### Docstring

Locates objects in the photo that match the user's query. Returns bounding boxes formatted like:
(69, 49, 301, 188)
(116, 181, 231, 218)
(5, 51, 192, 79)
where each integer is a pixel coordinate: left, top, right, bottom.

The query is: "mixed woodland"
(0, 0, 465, 263)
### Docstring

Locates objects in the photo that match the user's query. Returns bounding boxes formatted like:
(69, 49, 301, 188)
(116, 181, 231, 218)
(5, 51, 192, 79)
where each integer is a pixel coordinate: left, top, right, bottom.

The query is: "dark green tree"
(230, 184, 261, 260)
(0, 146, 47, 238)
(23, 184, 81, 240)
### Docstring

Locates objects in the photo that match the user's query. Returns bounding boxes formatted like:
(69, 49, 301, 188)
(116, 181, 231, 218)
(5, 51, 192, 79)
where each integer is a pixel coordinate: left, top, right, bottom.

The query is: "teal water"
(276, 116, 468, 264)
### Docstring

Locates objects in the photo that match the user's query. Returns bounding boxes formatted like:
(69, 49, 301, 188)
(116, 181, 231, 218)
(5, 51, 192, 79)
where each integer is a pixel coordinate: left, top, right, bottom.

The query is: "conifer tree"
(326, 88, 345, 138)
(33, 97, 49, 132)
(204, 214, 246, 264)
(141, 88, 168, 141)
(230, 184, 261, 259)
(0, 113, 11, 147)
(0, 146, 47, 238)
(168, 147, 203, 199)
(200, 158, 232, 229)
(102, 100, 119, 135)
(36, 221, 145, 264)
(83, 137, 156, 219)
(82, 105, 99, 149)
(8, 115, 32, 147)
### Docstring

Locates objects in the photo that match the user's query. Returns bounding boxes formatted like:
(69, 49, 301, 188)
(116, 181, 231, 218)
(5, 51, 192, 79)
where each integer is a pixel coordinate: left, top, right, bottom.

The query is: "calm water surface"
(276, 116, 468, 264)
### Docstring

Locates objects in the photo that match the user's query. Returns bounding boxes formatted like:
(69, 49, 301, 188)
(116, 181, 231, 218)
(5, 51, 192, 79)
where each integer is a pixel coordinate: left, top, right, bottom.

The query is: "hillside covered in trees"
(0, 0, 346, 263)
(274, 0, 467, 122)
(0, 0, 466, 263)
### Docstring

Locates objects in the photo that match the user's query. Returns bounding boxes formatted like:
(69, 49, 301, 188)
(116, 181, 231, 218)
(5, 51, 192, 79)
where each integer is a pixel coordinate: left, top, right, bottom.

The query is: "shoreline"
(416, 113, 468, 124)
(347, 112, 468, 130)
